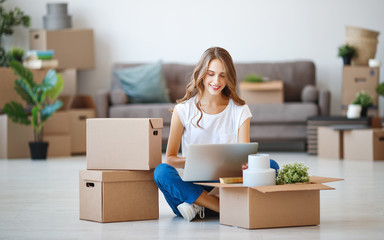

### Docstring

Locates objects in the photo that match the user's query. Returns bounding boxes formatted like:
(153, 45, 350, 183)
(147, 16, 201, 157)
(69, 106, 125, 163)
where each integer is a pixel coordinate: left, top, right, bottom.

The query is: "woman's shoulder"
(228, 98, 249, 111)
(175, 96, 196, 112)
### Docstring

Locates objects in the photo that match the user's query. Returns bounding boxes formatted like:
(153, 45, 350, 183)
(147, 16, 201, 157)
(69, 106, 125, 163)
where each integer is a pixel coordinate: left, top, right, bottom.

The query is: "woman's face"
(203, 59, 227, 97)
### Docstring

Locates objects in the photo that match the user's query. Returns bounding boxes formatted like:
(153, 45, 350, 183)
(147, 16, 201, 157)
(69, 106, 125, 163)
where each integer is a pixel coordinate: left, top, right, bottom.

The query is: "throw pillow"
(301, 85, 318, 102)
(114, 61, 170, 103)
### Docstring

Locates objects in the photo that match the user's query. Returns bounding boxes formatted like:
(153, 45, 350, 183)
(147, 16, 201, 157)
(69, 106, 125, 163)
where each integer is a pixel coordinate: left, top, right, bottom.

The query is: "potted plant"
(338, 44, 357, 65)
(2, 61, 64, 159)
(352, 91, 373, 117)
(243, 74, 264, 83)
(0, 0, 30, 66)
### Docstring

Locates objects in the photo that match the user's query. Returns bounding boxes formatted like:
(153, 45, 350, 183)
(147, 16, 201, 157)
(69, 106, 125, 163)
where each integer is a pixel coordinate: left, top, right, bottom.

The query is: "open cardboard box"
(197, 176, 343, 229)
(79, 169, 159, 222)
(239, 80, 284, 104)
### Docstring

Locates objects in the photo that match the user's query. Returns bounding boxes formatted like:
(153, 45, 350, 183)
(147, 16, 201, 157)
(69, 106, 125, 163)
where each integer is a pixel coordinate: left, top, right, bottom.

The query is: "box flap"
(309, 176, 344, 184)
(70, 95, 96, 109)
(80, 169, 154, 182)
(149, 118, 163, 129)
(252, 183, 334, 193)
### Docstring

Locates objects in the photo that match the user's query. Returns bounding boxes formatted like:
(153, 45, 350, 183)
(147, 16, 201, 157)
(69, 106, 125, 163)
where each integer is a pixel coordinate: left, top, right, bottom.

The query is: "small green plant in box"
(276, 162, 310, 185)
(338, 44, 357, 65)
(353, 91, 373, 107)
(243, 74, 264, 83)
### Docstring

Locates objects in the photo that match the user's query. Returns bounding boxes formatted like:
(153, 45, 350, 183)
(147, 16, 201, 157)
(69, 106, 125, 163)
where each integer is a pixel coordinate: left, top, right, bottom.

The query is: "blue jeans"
(154, 160, 279, 216)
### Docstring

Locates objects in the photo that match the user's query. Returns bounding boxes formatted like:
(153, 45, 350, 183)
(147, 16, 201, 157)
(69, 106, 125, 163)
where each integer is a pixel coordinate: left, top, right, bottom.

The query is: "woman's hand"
(242, 163, 248, 170)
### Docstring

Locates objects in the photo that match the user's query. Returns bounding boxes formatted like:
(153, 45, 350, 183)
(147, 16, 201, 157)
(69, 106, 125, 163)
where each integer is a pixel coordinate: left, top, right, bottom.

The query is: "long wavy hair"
(177, 47, 245, 128)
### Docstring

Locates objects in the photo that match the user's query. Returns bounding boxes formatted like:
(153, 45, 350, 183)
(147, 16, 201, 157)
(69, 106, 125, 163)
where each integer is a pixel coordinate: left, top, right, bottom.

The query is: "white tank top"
(174, 96, 252, 157)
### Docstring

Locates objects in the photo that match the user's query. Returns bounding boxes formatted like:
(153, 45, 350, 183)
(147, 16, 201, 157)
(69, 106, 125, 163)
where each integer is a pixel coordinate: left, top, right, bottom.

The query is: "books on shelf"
(23, 59, 59, 69)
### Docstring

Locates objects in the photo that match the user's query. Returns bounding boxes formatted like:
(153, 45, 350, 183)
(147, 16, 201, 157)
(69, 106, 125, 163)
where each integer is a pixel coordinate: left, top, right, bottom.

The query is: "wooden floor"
(0, 152, 383, 239)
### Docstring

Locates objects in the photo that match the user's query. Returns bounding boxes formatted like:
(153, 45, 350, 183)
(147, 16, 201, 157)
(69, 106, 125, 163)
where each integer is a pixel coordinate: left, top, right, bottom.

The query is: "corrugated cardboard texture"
(239, 81, 284, 104)
(69, 109, 95, 154)
(318, 126, 343, 159)
(344, 129, 384, 161)
(80, 169, 154, 182)
(44, 111, 70, 134)
(44, 134, 71, 157)
(79, 170, 158, 223)
(342, 66, 379, 106)
(103, 181, 158, 222)
(29, 29, 95, 69)
(0, 115, 34, 158)
(86, 118, 163, 170)
(59, 69, 77, 95)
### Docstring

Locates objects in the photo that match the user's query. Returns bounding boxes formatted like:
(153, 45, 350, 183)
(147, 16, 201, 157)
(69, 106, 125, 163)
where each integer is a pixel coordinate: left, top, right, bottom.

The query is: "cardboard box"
(68, 95, 96, 154)
(87, 118, 163, 170)
(0, 67, 48, 110)
(343, 128, 384, 161)
(317, 126, 343, 159)
(44, 134, 71, 157)
(79, 169, 159, 222)
(0, 67, 76, 112)
(29, 29, 95, 69)
(342, 66, 379, 106)
(59, 68, 77, 95)
(0, 115, 34, 158)
(44, 111, 70, 134)
(239, 80, 284, 104)
(198, 176, 342, 229)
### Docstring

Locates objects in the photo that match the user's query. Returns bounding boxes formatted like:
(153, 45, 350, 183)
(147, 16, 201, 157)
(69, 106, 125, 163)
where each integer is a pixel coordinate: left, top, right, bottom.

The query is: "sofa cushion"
(248, 103, 318, 123)
(109, 103, 176, 124)
(114, 61, 170, 103)
(301, 85, 318, 102)
(110, 89, 128, 105)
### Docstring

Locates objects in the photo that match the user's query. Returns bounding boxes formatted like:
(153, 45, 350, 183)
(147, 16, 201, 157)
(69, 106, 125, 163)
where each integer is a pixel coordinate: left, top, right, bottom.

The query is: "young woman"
(154, 47, 279, 221)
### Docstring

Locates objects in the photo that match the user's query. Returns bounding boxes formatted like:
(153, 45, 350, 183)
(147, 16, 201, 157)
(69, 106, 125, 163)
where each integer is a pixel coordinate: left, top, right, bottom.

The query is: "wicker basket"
(345, 26, 380, 66)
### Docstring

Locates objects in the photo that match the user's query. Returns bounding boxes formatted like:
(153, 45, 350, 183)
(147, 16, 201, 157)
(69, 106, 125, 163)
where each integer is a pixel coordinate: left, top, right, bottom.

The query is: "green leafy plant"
(338, 44, 357, 58)
(377, 82, 384, 97)
(353, 91, 373, 108)
(276, 162, 310, 185)
(0, 0, 30, 66)
(2, 61, 64, 142)
(243, 74, 264, 83)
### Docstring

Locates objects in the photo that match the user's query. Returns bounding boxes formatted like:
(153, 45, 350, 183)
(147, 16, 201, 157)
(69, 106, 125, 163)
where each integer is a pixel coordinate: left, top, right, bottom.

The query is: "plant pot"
(29, 142, 49, 160)
(346, 104, 361, 119)
(342, 56, 352, 65)
(361, 107, 368, 117)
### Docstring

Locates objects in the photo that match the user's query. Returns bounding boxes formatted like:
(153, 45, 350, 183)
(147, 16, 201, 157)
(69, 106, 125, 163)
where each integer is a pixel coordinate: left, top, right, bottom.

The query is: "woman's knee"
(154, 163, 175, 184)
(270, 159, 279, 173)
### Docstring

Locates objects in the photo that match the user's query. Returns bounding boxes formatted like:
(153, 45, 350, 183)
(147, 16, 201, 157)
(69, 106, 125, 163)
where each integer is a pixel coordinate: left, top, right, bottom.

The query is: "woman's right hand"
(242, 163, 248, 170)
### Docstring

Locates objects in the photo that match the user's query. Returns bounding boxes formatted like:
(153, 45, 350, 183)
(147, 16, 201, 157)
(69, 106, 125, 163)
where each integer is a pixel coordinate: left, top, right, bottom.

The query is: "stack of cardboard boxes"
(80, 118, 163, 222)
(0, 29, 96, 158)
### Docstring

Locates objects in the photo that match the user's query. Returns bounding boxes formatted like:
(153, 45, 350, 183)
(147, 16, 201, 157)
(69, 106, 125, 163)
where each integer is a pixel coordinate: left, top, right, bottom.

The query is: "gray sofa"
(96, 61, 330, 150)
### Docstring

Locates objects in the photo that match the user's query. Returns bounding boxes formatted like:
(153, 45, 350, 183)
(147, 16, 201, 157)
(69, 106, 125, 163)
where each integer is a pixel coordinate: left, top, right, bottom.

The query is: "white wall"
(3, 0, 384, 115)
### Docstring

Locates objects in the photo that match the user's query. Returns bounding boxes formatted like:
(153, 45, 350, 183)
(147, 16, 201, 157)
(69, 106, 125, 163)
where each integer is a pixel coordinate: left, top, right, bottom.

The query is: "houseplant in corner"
(338, 44, 357, 65)
(2, 61, 64, 159)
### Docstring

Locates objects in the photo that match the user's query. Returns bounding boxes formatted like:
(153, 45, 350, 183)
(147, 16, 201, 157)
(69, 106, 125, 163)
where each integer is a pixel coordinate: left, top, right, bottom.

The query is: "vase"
(29, 142, 49, 160)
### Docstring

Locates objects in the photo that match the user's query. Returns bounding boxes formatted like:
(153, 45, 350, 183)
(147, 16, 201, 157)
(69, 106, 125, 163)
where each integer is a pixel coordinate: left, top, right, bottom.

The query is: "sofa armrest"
(95, 89, 110, 118)
(318, 89, 331, 116)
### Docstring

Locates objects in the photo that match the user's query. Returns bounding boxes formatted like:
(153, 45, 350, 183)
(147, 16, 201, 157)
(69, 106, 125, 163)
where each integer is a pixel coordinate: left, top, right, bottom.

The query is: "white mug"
(347, 104, 362, 119)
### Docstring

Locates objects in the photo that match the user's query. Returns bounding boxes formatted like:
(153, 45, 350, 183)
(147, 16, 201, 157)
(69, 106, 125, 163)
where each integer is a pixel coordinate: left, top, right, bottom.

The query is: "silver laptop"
(182, 142, 258, 181)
